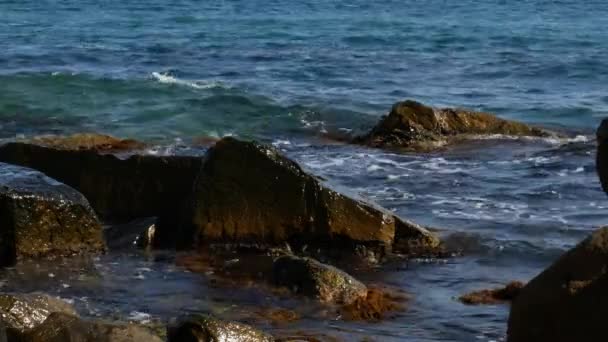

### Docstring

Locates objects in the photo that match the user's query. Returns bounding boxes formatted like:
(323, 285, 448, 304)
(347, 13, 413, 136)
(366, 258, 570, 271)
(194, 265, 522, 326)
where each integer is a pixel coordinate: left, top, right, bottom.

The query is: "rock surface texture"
(156, 137, 441, 258)
(0, 138, 203, 221)
(356, 100, 550, 151)
(0, 163, 104, 265)
(507, 227, 608, 342)
(167, 314, 274, 342)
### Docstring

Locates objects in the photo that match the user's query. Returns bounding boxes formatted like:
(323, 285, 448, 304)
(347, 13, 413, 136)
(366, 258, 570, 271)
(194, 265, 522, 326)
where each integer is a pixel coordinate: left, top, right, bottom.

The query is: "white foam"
(151, 72, 225, 90)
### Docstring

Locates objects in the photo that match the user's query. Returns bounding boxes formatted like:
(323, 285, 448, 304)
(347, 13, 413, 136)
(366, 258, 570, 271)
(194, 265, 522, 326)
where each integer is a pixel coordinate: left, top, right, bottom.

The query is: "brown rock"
(272, 255, 368, 305)
(9, 312, 163, 342)
(0, 163, 104, 265)
(340, 287, 408, 321)
(0, 293, 78, 331)
(0, 141, 203, 221)
(28, 133, 146, 152)
(507, 227, 608, 342)
(459, 281, 524, 305)
(356, 100, 551, 151)
(156, 137, 440, 258)
(167, 314, 274, 342)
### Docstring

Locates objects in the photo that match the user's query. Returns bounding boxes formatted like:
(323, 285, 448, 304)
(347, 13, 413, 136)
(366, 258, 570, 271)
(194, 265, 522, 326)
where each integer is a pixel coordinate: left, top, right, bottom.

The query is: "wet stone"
(168, 314, 274, 342)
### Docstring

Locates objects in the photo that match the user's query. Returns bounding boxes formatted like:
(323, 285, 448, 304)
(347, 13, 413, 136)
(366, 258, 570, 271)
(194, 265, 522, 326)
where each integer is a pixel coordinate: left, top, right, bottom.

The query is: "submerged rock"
(9, 312, 163, 342)
(340, 287, 408, 321)
(272, 255, 368, 305)
(0, 293, 77, 331)
(355, 100, 551, 151)
(596, 118, 608, 194)
(0, 163, 104, 265)
(157, 137, 440, 259)
(167, 314, 274, 342)
(459, 281, 524, 305)
(507, 227, 608, 342)
(0, 140, 203, 221)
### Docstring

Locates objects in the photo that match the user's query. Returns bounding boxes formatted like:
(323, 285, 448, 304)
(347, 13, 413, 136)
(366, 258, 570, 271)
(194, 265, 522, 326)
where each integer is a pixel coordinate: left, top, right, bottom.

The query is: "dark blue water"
(2, 0, 608, 341)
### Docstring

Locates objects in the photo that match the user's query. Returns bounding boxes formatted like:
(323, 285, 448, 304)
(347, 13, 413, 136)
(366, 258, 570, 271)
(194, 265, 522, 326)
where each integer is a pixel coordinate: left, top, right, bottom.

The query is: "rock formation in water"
(155, 137, 442, 260)
(459, 281, 524, 305)
(168, 314, 274, 342)
(507, 227, 608, 341)
(0, 135, 203, 221)
(596, 118, 608, 193)
(355, 100, 551, 151)
(272, 255, 368, 305)
(0, 163, 105, 266)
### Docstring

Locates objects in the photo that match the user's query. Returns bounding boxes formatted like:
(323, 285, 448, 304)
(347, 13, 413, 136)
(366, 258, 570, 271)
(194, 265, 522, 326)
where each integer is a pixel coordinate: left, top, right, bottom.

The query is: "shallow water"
(2, 0, 608, 340)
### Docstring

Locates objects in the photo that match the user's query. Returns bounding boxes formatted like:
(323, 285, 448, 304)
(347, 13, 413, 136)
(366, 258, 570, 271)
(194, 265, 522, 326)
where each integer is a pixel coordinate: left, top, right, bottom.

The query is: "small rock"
(28, 133, 146, 152)
(340, 287, 408, 321)
(272, 255, 367, 305)
(459, 281, 524, 305)
(9, 312, 163, 342)
(0, 293, 77, 331)
(167, 314, 274, 342)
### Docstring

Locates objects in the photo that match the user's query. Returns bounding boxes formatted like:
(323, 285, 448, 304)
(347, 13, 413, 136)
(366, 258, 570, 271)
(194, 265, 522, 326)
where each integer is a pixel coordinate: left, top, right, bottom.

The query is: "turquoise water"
(2, 0, 608, 341)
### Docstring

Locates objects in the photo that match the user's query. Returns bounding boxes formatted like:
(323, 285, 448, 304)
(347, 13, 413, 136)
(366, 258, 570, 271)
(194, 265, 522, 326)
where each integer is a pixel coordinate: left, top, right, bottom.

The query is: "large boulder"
(272, 255, 367, 305)
(355, 100, 551, 151)
(0, 293, 77, 331)
(0, 163, 104, 265)
(0, 135, 203, 221)
(596, 119, 608, 193)
(167, 314, 273, 342)
(507, 227, 608, 342)
(9, 312, 163, 342)
(156, 137, 440, 258)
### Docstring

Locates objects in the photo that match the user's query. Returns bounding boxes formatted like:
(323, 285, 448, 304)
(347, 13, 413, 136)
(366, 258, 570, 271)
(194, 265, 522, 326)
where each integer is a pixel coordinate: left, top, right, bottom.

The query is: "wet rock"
(507, 227, 608, 342)
(393, 219, 442, 256)
(0, 163, 104, 265)
(9, 312, 163, 342)
(27, 133, 146, 152)
(0, 293, 77, 331)
(0, 140, 203, 221)
(272, 255, 367, 305)
(167, 314, 274, 342)
(596, 118, 608, 193)
(355, 100, 551, 151)
(340, 287, 408, 321)
(459, 281, 524, 305)
(157, 137, 440, 259)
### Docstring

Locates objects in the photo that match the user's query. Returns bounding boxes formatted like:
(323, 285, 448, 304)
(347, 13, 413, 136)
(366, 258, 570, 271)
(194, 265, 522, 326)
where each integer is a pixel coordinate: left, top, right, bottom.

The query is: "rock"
(596, 118, 608, 193)
(156, 137, 440, 259)
(0, 163, 104, 265)
(27, 133, 146, 152)
(0, 140, 203, 221)
(459, 281, 524, 305)
(167, 314, 274, 342)
(9, 312, 163, 342)
(393, 219, 442, 255)
(355, 100, 551, 151)
(340, 287, 408, 321)
(507, 227, 608, 342)
(272, 255, 367, 305)
(0, 293, 77, 331)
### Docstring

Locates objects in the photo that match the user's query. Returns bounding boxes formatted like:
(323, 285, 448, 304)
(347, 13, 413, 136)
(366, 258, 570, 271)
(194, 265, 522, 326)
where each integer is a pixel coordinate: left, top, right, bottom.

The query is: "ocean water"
(1, 0, 608, 340)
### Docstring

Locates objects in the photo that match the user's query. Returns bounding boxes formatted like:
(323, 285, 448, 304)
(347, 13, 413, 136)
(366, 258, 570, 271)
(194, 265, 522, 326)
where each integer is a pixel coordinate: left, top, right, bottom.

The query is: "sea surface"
(1, 0, 608, 340)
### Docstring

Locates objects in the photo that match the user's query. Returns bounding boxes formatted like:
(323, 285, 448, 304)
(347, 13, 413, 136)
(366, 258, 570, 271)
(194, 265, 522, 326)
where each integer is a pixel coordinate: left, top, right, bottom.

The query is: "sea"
(1, 0, 608, 341)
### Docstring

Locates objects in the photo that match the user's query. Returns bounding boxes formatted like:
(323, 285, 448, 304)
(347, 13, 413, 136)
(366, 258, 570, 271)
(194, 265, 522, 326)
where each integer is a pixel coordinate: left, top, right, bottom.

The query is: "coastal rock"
(167, 314, 274, 342)
(0, 293, 77, 331)
(507, 227, 608, 342)
(272, 255, 367, 305)
(356, 100, 550, 150)
(0, 139, 203, 221)
(27, 133, 146, 152)
(596, 118, 608, 193)
(9, 312, 163, 342)
(459, 281, 524, 305)
(0, 163, 104, 265)
(157, 137, 440, 258)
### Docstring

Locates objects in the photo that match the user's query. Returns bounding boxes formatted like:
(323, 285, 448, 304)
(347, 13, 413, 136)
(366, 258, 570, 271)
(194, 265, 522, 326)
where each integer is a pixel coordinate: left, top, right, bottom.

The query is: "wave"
(151, 72, 227, 90)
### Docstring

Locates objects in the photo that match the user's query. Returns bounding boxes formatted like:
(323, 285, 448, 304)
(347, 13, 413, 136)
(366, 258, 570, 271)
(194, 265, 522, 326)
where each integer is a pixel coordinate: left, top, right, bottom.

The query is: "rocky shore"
(0, 100, 594, 341)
